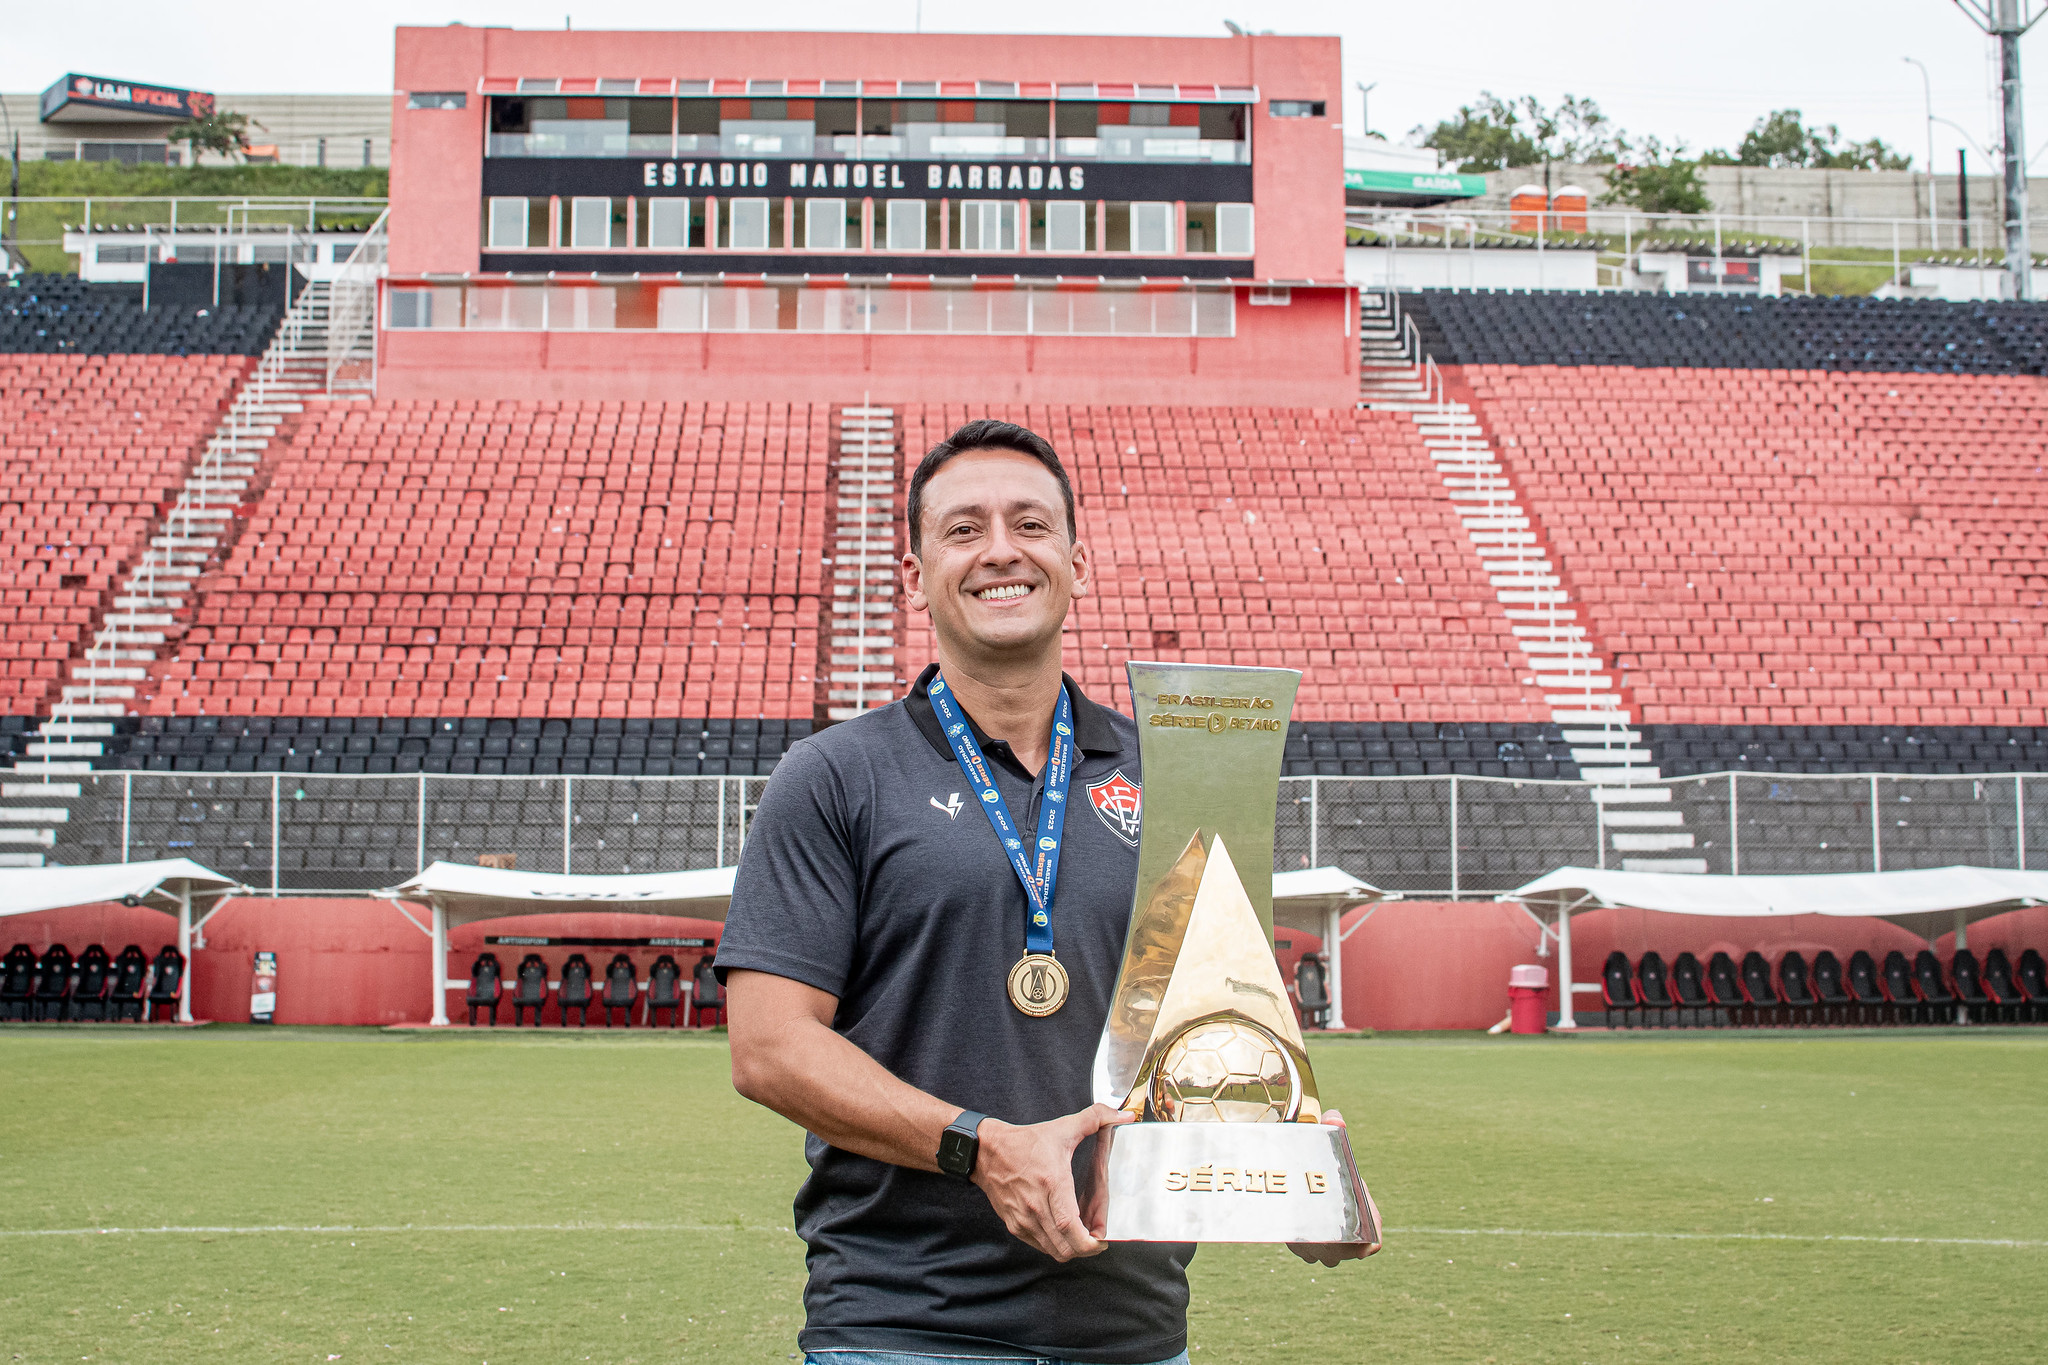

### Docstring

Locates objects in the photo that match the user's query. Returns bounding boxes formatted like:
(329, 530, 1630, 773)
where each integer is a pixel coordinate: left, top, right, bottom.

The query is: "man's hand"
(1287, 1108, 1382, 1268)
(973, 1103, 1134, 1262)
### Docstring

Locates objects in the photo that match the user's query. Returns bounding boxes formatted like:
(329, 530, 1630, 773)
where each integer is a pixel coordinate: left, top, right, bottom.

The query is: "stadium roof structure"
(1501, 866, 2048, 1028)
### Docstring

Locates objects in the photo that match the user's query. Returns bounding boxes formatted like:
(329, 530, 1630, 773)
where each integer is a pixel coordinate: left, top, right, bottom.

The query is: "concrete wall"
(1, 92, 390, 167)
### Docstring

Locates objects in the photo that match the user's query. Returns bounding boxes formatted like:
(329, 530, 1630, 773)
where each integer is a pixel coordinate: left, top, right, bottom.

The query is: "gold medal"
(1007, 953, 1070, 1017)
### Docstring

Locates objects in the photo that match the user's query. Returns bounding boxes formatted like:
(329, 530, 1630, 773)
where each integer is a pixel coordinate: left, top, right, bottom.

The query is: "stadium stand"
(2, 274, 281, 356)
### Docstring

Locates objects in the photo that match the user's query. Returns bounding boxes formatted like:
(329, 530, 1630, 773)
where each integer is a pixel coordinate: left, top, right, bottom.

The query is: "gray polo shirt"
(716, 663, 1192, 1363)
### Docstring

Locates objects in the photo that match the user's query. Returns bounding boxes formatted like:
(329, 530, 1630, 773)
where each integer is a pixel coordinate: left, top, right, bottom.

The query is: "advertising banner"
(250, 951, 278, 1024)
(41, 74, 214, 125)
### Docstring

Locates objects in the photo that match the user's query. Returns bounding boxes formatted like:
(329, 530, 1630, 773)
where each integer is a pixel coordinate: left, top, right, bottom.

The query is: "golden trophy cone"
(1086, 663, 1376, 1246)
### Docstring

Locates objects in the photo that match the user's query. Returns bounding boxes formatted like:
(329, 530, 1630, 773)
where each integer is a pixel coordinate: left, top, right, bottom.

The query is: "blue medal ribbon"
(927, 673, 1074, 956)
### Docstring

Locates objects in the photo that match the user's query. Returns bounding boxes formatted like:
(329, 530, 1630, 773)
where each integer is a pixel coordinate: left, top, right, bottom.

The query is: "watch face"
(940, 1123, 977, 1176)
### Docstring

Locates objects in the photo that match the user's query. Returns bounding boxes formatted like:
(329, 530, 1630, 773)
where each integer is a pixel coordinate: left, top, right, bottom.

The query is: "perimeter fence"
(47, 769, 2048, 899)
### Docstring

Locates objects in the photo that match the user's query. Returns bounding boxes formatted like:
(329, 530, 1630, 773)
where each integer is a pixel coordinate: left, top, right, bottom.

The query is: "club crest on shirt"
(1086, 770, 1143, 847)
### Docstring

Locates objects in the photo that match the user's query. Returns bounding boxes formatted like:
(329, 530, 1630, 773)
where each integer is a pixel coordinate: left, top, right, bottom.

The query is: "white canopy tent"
(382, 862, 736, 1025)
(1502, 865, 2048, 1028)
(1272, 866, 1395, 1031)
(0, 860, 246, 1022)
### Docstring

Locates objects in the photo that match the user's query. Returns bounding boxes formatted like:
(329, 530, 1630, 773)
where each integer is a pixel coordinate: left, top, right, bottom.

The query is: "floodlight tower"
(1955, 0, 2045, 298)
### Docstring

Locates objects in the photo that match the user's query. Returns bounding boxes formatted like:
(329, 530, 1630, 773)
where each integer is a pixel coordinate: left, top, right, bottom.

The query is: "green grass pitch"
(2, 1027, 2043, 1364)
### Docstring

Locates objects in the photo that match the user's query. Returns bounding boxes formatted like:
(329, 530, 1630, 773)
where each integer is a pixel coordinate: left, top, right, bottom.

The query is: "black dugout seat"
(32, 945, 73, 1022)
(1778, 952, 1816, 1026)
(511, 953, 549, 1026)
(1601, 951, 1638, 1029)
(1914, 950, 1957, 1023)
(1635, 952, 1674, 1027)
(648, 954, 684, 1027)
(2019, 949, 2048, 1023)
(1294, 954, 1331, 1029)
(1950, 949, 1990, 1022)
(0, 944, 35, 1021)
(69, 945, 113, 1022)
(1741, 951, 1779, 1026)
(146, 946, 185, 1021)
(558, 953, 594, 1026)
(108, 945, 150, 1021)
(1845, 950, 1887, 1026)
(692, 955, 725, 1026)
(1983, 947, 2023, 1023)
(602, 953, 637, 1026)
(466, 952, 503, 1026)
(1670, 952, 1711, 1027)
(1705, 952, 1745, 1026)
(1882, 950, 1923, 1025)
(1811, 951, 1852, 1026)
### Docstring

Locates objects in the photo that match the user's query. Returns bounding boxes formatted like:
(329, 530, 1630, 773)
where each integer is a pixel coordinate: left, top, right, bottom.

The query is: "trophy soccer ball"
(1149, 1019, 1295, 1123)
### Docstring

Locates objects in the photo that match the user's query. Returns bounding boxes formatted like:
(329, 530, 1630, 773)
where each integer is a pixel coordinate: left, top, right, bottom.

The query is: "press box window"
(570, 197, 625, 249)
(804, 198, 854, 251)
(1218, 204, 1254, 255)
(486, 196, 549, 249)
(958, 200, 1017, 252)
(1036, 200, 1089, 253)
(1269, 100, 1325, 118)
(1130, 202, 1174, 254)
(720, 198, 783, 250)
(643, 198, 696, 249)
(407, 92, 467, 111)
(885, 199, 928, 251)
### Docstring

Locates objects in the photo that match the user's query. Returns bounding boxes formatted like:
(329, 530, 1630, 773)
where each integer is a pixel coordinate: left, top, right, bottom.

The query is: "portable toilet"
(1509, 184, 1548, 234)
(1553, 185, 1588, 234)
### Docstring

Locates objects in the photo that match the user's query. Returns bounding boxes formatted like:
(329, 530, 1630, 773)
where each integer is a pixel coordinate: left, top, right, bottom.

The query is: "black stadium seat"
(1601, 951, 1638, 1029)
(692, 956, 725, 1026)
(1881, 951, 1923, 1025)
(1635, 952, 1674, 1028)
(511, 953, 549, 1026)
(602, 953, 637, 1026)
(70, 945, 113, 1023)
(1670, 952, 1711, 1027)
(146, 946, 185, 1022)
(1293, 954, 1331, 1029)
(32, 945, 74, 1022)
(1914, 950, 1957, 1023)
(1778, 952, 1816, 1026)
(1810, 951, 1852, 1026)
(1704, 952, 1746, 1026)
(558, 953, 594, 1027)
(2019, 949, 2048, 1023)
(648, 954, 684, 1028)
(1845, 950, 1887, 1026)
(0, 945, 35, 1022)
(466, 952, 503, 1026)
(1982, 948, 2024, 1024)
(1950, 950, 1991, 1022)
(1740, 951, 1780, 1027)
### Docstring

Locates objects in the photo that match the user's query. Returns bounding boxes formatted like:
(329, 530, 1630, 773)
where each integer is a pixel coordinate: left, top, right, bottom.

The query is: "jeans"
(805, 1354, 1190, 1365)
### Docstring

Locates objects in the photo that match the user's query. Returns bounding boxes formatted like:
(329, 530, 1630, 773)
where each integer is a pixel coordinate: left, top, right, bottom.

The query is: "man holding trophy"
(719, 420, 1377, 1365)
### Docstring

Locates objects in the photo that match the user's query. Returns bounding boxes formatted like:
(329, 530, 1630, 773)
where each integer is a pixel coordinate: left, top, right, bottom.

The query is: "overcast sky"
(3, 0, 2040, 172)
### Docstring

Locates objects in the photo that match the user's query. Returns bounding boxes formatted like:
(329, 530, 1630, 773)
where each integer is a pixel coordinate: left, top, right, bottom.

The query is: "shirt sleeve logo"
(1086, 770, 1143, 848)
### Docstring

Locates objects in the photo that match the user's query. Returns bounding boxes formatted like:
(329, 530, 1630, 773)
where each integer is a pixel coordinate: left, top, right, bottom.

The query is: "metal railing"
(326, 207, 389, 395)
(52, 767, 2048, 899)
(2, 195, 389, 275)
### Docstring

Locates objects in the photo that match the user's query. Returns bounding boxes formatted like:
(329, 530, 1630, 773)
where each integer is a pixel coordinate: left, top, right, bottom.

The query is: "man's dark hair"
(905, 419, 1078, 556)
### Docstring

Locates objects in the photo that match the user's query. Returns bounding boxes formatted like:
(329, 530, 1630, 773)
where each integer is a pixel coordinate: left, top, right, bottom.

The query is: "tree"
(167, 111, 261, 163)
(1416, 92, 1622, 179)
(1707, 109, 1912, 170)
(1601, 136, 1712, 215)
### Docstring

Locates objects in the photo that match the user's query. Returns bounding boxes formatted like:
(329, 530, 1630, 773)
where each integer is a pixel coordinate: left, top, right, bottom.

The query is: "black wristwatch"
(937, 1110, 988, 1180)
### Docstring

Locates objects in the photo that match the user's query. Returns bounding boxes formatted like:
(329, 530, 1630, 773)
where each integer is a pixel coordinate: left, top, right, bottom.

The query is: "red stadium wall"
(12, 899, 2042, 1031)
(374, 288, 1357, 408)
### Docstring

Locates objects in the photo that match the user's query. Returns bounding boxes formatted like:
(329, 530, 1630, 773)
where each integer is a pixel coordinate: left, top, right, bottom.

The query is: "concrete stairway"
(1, 283, 337, 866)
(826, 406, 901, 723)
(1358, 292, 1703, 874)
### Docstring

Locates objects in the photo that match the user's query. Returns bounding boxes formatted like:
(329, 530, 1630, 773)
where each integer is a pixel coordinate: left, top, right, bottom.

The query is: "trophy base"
(1098, 1122, 1376, 1244)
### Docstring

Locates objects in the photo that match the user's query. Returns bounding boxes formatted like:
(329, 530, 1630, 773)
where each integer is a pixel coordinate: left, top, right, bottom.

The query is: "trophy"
(1087, 663, 1376, 1245)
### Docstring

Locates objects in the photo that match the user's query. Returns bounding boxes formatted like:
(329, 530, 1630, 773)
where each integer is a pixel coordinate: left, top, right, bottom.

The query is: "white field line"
(1389, 1226, 2047, 1249)
(1, 1222, 2040, 1249)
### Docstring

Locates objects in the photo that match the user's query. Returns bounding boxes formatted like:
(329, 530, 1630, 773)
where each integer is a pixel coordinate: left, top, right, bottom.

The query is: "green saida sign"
(1344, 168, 1487, 198)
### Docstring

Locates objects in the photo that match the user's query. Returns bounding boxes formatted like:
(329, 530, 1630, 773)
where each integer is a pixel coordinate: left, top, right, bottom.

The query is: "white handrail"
(326, 208, 390, 395)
